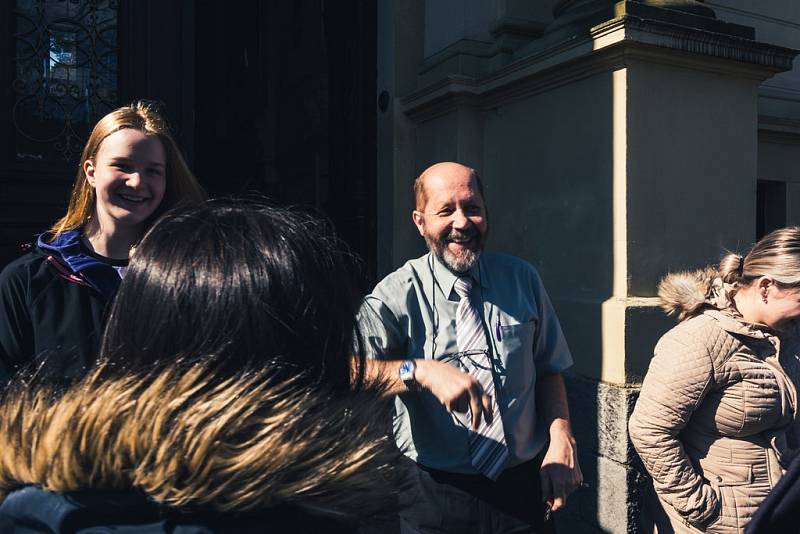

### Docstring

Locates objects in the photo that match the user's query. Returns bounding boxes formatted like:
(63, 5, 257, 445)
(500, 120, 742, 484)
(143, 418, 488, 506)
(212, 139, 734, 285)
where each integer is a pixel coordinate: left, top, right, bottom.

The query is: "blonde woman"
(0, 101, 205, 384)
(630, 227, 800, 532)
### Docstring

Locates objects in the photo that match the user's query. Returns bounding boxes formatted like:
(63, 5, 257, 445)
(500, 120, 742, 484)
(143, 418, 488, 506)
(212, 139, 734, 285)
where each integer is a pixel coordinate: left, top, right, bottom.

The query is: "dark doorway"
(756, 179, 786, 240)
(190, 1, 377, 286)
(1, 0, 377, 286)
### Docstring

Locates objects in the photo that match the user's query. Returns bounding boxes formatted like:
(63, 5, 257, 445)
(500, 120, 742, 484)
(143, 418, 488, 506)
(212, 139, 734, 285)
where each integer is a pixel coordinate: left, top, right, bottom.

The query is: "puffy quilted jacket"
(629, 269, 800, 533)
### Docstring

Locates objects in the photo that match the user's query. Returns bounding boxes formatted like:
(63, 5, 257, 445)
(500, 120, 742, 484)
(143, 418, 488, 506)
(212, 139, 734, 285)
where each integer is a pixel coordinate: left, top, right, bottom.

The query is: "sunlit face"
(762, 285, 800, 331)
(84, 128, 166, 232)
(412, 165, 488, 273)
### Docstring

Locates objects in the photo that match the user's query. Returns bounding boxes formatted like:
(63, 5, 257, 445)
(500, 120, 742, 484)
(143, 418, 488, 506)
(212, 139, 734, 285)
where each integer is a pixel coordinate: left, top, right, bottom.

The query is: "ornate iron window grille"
(12, 0, 118, 164)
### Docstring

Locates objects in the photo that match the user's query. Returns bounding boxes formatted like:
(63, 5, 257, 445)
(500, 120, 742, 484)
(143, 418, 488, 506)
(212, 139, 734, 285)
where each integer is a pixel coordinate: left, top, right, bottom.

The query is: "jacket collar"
(37, 230, 124, 298)
(37, 230, 102, 274)
(704, 308, 774, 340)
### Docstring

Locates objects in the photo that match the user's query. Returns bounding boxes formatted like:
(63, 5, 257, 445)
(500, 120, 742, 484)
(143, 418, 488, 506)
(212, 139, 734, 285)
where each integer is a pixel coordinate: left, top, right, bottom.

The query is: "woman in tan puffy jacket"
(629, 227, 800, 533)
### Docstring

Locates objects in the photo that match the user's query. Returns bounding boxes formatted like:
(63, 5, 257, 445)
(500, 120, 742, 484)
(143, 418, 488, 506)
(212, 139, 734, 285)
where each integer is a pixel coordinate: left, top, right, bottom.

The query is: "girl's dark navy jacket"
(0, 230, 124, 385)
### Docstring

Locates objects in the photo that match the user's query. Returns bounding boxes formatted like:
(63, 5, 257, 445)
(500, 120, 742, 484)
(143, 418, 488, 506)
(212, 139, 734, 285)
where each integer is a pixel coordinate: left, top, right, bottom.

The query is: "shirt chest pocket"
(495, 319, 536, 395)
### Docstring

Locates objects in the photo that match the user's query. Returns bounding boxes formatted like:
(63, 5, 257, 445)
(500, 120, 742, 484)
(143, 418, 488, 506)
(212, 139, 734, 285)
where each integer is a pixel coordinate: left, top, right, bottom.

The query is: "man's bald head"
(413, 162, 485, 211)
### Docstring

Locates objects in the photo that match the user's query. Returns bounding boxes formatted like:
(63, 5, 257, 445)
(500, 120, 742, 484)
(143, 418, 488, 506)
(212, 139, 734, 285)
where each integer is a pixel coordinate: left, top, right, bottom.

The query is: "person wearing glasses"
(359, 162, 583, 533)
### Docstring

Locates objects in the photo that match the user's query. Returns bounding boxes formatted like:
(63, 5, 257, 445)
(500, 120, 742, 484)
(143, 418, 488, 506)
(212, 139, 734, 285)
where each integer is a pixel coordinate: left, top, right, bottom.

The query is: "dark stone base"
(557, 372, 651, 533)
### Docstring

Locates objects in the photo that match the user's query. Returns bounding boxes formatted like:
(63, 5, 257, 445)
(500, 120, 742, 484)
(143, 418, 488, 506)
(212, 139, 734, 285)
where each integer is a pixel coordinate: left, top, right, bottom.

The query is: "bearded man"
(359, 162, 583, 533)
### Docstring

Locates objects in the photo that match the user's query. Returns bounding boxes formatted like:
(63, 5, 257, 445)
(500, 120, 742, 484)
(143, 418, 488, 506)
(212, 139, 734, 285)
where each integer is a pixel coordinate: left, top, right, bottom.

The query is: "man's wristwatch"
(399, 359, 419, 391)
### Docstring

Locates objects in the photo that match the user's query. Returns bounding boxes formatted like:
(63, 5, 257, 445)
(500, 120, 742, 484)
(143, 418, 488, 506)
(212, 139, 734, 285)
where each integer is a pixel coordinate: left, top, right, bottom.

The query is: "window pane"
(12, 0, 118, 164)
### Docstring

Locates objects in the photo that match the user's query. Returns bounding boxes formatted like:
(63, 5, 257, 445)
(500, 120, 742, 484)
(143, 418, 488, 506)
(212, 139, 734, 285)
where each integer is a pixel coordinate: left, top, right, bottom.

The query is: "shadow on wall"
(477, 68, 620, 531)
(472, 68, 661, 532)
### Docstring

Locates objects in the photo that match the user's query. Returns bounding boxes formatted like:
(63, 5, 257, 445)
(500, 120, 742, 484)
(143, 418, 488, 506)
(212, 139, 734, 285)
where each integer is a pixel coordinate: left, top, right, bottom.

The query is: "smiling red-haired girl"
(0, 101, 206, 386)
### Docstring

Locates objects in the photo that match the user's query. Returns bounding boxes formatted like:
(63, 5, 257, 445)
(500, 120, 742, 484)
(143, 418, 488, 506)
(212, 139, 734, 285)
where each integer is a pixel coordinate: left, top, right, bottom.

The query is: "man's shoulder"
(481, 251, 539, 280)
(370, 254, 430, 297)
(482, 250, 533, 268)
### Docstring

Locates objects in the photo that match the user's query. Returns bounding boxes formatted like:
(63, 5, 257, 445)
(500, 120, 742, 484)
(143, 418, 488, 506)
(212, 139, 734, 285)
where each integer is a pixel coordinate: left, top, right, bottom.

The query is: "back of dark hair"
(99, 198, 366, 394)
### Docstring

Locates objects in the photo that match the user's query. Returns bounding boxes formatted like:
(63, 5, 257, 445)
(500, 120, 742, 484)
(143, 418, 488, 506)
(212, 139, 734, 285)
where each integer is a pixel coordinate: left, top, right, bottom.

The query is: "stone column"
(535, 3, 794, 532)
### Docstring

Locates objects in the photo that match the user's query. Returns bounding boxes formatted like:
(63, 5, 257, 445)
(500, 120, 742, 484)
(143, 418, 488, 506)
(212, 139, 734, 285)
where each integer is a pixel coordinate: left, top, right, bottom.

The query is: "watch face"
(399, 360, 415, 380)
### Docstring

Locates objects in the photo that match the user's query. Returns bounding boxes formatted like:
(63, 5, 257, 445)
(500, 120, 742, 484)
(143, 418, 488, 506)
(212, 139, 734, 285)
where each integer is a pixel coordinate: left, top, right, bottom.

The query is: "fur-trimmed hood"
(0, 362, 397, 517)
(658, 268, 800, 341)
(657, 268, 783, 340)
(658, 267, 735, 322)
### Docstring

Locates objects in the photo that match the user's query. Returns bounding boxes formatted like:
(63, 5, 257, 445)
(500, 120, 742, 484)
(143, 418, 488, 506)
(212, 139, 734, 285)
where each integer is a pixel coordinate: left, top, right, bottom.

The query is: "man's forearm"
(537, 372, 583, 510)
(363, 359, 407, 396)
(363, 358, 466, 397)
(363, 359, 490, 426)
(536, 372, 574, 436)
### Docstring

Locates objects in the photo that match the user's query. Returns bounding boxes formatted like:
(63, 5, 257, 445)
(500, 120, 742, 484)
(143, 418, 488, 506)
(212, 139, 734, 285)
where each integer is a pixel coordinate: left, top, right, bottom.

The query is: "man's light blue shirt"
(359, 251, 573, 473)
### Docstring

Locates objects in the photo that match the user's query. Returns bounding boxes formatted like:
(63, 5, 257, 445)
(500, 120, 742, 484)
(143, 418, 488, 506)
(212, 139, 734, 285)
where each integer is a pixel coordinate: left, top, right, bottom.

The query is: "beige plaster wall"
(626, 60, 758, 295)
(480, 74, 616, 381)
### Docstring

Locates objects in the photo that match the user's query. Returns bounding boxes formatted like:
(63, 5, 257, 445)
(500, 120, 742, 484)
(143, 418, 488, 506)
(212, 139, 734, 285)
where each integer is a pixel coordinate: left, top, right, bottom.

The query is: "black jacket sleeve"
(747, 453, 800, 533)
(0, 261, 34, 379)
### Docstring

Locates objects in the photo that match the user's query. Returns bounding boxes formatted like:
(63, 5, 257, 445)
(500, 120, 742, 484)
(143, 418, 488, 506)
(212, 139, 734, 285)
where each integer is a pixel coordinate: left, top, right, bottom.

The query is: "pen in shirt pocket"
(495, 317, 502, 341)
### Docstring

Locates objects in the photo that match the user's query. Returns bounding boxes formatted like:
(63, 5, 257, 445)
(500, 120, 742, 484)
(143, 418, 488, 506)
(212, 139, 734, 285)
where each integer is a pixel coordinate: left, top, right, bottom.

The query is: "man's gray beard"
(425, 234, 482, 274)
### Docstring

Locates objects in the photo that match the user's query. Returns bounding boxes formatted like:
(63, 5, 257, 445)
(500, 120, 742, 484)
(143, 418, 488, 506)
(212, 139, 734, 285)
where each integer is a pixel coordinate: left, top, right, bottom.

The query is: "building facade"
(376, 1, 800, 531)
(1, 1, 799, 531)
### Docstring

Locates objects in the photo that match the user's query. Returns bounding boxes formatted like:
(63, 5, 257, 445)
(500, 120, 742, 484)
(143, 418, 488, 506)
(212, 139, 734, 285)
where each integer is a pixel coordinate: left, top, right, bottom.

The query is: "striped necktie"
(454, 276, 509, 480)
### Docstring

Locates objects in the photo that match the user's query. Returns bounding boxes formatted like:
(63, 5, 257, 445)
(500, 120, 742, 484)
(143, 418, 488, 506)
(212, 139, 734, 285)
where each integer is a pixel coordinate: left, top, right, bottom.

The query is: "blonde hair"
(50, 101, 206, 236)
(719, 227, 800, 288)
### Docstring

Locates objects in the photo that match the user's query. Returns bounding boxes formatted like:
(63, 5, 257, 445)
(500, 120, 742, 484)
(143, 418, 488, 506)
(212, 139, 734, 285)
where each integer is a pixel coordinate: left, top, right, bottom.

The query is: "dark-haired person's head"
(0, 198, 395, 529)
(100, 198, 366, 393)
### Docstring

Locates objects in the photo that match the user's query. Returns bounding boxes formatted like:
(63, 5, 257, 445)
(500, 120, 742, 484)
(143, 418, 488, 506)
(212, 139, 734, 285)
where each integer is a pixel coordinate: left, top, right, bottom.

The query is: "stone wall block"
(564, 372, 648, 533)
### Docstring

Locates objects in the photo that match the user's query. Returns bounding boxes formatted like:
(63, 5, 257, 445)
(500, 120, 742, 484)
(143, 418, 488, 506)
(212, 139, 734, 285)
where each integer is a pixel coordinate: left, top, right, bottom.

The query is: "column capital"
(547, 0, 717, 37)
